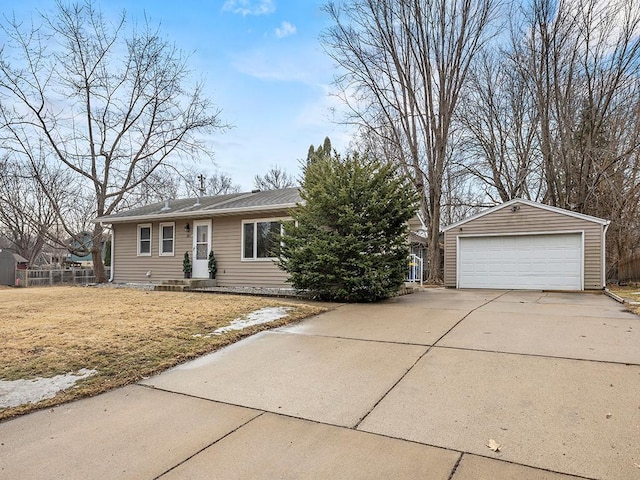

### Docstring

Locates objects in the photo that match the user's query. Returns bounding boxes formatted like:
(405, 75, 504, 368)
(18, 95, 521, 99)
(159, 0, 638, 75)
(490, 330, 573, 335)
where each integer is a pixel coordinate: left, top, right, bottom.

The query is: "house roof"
(0, 249, 28, 263)
(13, 253, 28, 263)
(408, 232, 427, 245)
(442, 198, 610, 232)
(93, 188, 302, 224)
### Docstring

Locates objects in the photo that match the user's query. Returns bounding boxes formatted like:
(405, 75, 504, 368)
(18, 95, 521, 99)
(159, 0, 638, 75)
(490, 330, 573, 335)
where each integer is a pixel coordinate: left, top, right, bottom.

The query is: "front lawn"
(607, 284, 640, 314)
(0, 286, 327, 421)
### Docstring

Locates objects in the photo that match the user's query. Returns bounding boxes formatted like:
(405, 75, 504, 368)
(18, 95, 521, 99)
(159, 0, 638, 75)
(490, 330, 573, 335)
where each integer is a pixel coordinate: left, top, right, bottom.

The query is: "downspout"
(109, 226, 114, 283)
(602, 221, 610, 289)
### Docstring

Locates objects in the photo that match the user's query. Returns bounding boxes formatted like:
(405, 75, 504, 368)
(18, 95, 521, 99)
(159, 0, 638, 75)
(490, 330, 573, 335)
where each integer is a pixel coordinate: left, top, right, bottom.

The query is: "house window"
(242, 220, 283, 260)
(137, 224, 152, 256)
(159, 222, 175, 256)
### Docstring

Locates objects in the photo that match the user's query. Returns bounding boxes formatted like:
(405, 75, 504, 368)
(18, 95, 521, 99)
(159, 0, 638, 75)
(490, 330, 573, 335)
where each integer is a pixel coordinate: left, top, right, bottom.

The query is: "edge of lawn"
(0, 292, 333, 422)
(606, 284, 640, 315)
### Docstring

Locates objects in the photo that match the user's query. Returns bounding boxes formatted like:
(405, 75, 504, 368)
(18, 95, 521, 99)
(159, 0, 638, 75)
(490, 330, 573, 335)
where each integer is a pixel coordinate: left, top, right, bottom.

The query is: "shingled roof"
(93, 188, 302, 224)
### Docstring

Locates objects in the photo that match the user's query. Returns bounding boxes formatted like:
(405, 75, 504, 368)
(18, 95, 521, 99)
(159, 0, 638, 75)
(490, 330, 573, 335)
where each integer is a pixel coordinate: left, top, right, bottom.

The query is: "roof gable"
(442, 198, 610, 232)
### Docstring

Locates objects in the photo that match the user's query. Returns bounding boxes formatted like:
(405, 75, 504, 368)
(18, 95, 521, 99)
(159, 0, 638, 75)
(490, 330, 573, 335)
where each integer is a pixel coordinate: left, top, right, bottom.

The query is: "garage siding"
(112, 211, 290, 287)
(444, 202, 604, 289)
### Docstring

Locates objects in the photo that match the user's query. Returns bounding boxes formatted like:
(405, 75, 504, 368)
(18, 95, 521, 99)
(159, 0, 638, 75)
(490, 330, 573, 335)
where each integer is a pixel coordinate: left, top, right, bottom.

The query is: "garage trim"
(456, 230, 585, 290)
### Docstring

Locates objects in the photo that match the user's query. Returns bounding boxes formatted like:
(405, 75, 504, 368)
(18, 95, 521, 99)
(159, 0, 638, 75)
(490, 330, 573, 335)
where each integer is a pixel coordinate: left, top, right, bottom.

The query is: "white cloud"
(232, 48, 313, 83)
(222, 0, 275, 16)
(275, 21, 296, 39)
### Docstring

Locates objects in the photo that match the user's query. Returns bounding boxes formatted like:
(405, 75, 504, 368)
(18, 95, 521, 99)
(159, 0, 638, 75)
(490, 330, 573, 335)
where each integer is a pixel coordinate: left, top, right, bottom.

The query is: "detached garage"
(443, 199, 610, 291)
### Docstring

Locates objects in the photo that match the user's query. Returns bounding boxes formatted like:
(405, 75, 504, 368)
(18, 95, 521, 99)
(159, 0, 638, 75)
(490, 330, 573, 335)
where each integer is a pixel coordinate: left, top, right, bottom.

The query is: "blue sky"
(3, 0, 352, 191)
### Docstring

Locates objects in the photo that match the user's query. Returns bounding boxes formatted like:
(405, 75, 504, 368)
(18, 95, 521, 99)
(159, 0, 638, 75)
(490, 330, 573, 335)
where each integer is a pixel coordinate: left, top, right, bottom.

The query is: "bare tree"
(511, 0, 640, 268)
(253, 165, 296, 190)
(0, 157, 57, 264)
(512, 0, 640, 209)
(458, 48, 542, 202)
(183, 171, 241, 196)
(0, 1, 225, 281)
(322, 0, 499, 282)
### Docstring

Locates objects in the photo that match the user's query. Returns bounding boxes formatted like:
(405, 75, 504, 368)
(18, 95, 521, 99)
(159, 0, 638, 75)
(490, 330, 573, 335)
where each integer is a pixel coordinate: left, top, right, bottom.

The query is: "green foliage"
(208, 250, 217, 278)
(182, 252, 192, 274)
(306, 136, 332, 165)
(278, 151, 418, 302)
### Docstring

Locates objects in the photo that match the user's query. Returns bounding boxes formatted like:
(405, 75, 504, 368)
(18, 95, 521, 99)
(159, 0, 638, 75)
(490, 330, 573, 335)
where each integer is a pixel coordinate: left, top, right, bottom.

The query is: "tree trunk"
(92, 224, 107, 283)
(427, 223, 442, 283)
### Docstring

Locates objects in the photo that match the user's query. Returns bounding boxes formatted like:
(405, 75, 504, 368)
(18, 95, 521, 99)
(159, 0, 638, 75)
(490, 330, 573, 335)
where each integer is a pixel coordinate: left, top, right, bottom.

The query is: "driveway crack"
(352, 291, 511, 430)
(447, 452, 464, 480)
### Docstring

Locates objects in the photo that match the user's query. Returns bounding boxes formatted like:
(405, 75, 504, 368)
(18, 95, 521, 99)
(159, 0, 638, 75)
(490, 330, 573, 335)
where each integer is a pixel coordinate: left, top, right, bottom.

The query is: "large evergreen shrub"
(278, 152, 417, 302)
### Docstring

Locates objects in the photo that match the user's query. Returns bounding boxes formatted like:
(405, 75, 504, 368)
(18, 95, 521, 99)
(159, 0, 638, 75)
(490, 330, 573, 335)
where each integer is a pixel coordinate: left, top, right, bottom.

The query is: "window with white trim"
(159, 222, 175, 256)
(242, 220, 283, 260)
(137, 224, 152, 256)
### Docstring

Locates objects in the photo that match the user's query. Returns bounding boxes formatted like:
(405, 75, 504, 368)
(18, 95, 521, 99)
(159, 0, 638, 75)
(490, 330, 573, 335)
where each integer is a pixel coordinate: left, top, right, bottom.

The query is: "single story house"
(442, 198, 610, 290)
(95, 187, 427, 288)
(94, 188, 301, 288)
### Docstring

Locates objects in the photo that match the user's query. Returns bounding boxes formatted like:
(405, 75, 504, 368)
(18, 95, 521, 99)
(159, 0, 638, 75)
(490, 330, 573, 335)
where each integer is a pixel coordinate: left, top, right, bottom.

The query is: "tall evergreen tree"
(278, 151, 417, 302)
(306, 137, 332, 164)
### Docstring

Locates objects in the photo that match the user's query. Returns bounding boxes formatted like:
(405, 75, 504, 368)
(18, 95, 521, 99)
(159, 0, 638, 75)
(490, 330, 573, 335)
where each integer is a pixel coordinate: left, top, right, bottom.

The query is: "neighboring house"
(66, 231, 108, 267)
(93, 188, 300, 288)
(0, 250, 28, 286)
(443, 198, 610, 291)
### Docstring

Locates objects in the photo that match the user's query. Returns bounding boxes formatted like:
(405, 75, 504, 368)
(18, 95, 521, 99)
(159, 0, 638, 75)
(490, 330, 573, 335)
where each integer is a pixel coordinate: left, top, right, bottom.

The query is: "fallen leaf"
(487, 439, 501, 452)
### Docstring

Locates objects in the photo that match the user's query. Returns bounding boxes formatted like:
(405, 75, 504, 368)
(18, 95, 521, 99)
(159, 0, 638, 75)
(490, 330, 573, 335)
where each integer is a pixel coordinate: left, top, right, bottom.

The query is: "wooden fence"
(618, 256, 640, 283)
(14, 268, 110, 287)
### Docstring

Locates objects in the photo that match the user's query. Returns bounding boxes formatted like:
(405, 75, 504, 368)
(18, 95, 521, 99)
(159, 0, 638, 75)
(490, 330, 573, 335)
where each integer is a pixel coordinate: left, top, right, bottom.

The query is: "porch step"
(155, 278, 217, 292)
(155, 284, 190, 292)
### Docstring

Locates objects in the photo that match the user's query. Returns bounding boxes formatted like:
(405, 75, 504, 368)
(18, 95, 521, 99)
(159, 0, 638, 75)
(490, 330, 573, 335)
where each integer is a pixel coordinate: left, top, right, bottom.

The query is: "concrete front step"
(155, 284, 190, 292)
(155, 279, 217, 292)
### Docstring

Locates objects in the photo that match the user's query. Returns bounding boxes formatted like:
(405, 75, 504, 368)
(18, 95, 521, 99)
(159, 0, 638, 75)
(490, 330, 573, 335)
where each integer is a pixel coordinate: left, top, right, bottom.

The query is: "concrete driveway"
(1, 289, 639, 479)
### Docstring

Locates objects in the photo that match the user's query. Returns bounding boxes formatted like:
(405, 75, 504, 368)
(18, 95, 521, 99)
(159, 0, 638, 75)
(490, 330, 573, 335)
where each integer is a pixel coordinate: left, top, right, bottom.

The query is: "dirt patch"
(0, 286, 328, 420)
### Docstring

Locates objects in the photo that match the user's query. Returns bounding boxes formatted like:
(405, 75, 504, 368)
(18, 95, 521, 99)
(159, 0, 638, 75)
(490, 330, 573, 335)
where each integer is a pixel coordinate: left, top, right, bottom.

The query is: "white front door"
(192, 220, 211, 278)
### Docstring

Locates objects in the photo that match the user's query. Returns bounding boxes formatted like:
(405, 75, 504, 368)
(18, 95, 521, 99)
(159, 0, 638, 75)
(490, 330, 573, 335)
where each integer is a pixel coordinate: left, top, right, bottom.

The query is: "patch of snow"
(0, 368, 97, 409)
(192, 307, 293, 339)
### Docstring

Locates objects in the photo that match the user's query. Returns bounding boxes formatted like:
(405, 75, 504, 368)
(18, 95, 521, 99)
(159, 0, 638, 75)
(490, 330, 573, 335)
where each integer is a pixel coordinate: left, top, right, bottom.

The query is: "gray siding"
(213, 215, 289, 288)
(112, 210, 290, 288)
(444, 202, 605, 290)
(112, 221, 192, 284)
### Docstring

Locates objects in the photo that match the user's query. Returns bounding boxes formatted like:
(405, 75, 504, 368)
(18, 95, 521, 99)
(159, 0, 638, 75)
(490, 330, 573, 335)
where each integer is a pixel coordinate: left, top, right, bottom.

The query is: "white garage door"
(458, 234, 582, 290)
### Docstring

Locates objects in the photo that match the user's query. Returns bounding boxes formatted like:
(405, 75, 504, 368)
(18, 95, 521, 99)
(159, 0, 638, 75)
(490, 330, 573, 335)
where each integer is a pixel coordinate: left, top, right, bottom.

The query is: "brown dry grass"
(0, 286, 327, 420)
(607, 284, 640, 315)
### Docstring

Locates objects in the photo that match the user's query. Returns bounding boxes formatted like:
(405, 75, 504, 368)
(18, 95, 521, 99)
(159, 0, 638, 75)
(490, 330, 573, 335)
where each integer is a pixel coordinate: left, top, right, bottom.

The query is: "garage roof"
(442, 198, 610, 232)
